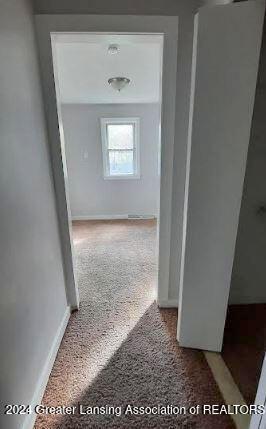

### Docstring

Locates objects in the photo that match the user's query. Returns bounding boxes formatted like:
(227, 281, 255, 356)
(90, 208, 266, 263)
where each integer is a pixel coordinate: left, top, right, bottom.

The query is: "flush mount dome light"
(108, 77, 130, 92)
(108, 44, 119, 54)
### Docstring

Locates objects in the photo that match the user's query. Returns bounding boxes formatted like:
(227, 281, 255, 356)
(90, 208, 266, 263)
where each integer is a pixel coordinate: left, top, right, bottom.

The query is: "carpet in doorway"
(35, 220, 234, 429)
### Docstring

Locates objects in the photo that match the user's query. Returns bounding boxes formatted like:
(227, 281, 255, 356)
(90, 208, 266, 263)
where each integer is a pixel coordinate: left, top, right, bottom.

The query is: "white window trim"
(100, 117, 140, 180)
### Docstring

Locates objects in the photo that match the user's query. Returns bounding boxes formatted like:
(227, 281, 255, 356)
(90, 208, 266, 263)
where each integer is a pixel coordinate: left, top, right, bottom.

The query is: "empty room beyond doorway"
(51, 32, 164, 304)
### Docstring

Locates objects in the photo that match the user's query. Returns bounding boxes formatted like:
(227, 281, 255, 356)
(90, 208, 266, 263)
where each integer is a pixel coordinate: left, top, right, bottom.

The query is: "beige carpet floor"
(35, 220, 234, 429)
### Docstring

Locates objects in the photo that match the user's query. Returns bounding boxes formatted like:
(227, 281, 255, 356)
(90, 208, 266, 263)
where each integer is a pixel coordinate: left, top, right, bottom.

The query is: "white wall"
(177, 1, 265, 351)
(230, 18, 266, 305)
(0, 1, 69, 428)
(61, 103, 160, 218)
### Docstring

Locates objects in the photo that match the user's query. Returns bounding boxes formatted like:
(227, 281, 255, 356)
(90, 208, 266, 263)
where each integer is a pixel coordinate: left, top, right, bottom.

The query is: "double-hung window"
(101, 118, 140, 179)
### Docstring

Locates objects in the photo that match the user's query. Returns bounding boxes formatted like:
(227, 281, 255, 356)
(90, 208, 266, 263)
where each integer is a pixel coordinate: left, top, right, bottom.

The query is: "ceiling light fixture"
(108, 77, 130, 92)
(108, 44, 119, 54)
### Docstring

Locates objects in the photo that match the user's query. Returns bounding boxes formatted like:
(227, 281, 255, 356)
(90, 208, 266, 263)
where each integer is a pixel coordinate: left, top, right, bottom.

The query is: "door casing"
(35, 14, 180, 310)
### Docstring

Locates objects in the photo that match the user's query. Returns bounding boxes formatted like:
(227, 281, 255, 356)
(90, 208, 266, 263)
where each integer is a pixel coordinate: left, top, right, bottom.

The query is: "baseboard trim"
(22, 306, 70, 429)
(157, 299, 179, 308)
(72, 214, 157, 221)
(204, 352, 249, 429)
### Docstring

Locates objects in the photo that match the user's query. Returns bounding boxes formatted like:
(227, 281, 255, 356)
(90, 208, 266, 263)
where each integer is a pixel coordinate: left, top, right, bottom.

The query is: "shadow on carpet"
(36, 303, 234, 429)
(35, 221, 234, 428)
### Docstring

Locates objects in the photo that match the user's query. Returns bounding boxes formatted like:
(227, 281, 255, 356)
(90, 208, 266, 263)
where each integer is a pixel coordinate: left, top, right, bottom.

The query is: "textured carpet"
(35, 220, 234, 429)
(222, 303, 266, 405)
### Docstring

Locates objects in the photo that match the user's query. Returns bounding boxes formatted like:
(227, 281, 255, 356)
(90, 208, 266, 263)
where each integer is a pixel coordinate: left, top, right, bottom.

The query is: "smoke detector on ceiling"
(108, 44, 119, 54)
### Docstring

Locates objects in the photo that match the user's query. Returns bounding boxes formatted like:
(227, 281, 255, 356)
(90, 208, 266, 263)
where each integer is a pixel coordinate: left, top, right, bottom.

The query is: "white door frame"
(249, 354, 266, 429)
(34, 15, 179, 310)
(177, 1, 265, 352)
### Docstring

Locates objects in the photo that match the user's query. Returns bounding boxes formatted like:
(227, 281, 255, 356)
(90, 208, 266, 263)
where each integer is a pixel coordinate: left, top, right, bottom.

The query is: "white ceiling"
(53, 34, 163, 104)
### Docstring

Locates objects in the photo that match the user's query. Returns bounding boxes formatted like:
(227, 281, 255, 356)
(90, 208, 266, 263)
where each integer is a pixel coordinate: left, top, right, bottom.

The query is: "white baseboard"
(204, 352, 249, 429)
(22, 306, 70, 429)
(72, 214, 157, 221)
(157, 299, 179, 308)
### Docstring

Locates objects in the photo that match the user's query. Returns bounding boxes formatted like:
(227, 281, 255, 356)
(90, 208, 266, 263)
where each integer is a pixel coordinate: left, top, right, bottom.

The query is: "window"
(101, 118, 140, 179)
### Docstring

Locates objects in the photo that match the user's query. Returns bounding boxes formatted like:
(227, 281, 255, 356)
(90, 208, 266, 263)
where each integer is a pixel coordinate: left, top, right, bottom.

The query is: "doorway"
(51, 32, 163, 308)
(35, 15, 180, 312)
(50, 32, 163, 333)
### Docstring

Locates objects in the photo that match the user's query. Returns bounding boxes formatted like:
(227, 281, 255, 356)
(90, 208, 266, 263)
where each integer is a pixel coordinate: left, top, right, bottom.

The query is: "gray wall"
(230, 16, 266, 304)
(61, 103, 160, 218)
(0, 1, 68, 428)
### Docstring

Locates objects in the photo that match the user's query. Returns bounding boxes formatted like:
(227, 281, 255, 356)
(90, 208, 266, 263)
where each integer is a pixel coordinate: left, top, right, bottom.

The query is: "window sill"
(103, 174, 141, 180)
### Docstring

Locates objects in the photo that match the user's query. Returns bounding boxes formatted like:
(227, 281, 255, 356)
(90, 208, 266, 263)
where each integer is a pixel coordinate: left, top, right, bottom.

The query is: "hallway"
(2, 1, 266, 428)
(35, 220, 234, 428)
